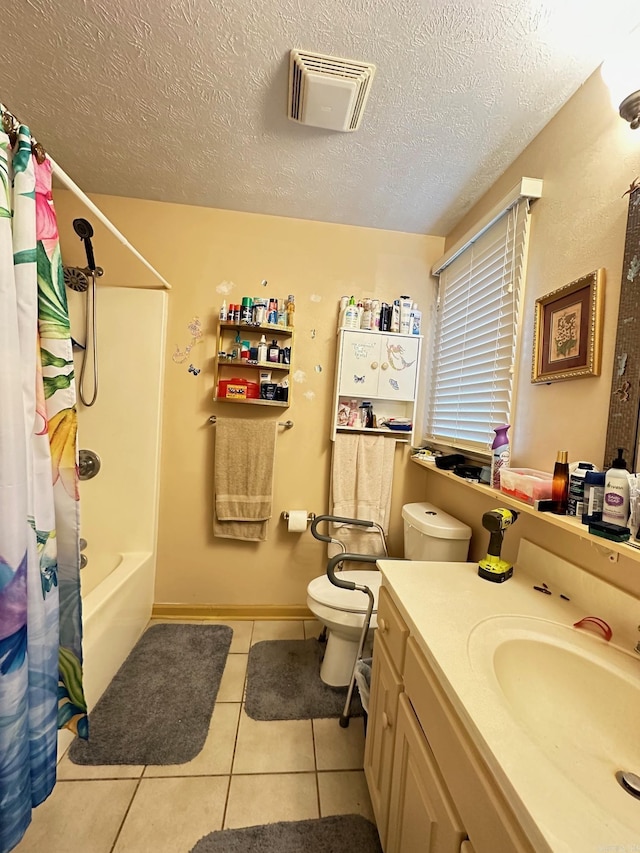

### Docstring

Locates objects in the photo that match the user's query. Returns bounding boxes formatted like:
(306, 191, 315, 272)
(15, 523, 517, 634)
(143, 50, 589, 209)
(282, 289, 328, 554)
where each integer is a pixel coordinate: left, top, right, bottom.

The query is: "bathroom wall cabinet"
(214, 321, 293, 408)
(364, 586, 535, 853)
(331, 329, 421, 441)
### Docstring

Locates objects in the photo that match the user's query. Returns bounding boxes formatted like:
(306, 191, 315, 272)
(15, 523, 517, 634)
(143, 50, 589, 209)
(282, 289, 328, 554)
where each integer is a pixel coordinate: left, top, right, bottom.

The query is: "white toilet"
(306, 502, 472, 687)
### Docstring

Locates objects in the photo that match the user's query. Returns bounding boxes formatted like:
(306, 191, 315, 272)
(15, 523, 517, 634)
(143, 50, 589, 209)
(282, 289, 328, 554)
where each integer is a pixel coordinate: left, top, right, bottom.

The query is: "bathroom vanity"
(365, 542, 640, 852)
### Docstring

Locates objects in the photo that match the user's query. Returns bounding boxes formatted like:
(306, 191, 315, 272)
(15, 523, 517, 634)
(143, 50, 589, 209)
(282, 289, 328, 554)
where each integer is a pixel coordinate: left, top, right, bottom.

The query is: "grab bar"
(310, 514, 374, 544)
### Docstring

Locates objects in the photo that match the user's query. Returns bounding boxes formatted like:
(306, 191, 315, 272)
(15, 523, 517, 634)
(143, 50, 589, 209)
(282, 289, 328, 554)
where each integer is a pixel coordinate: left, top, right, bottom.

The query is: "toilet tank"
(402, 502, 471, 561)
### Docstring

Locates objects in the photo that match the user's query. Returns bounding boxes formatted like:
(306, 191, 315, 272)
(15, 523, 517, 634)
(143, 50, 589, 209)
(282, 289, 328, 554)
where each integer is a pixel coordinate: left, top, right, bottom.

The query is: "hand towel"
(329, 433, 396, 558)
(213, 417, 277, 541)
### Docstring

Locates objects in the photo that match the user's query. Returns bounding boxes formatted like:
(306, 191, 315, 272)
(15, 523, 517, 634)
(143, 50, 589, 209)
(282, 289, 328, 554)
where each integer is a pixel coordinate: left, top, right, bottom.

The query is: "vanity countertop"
(378, 544, 640, 853)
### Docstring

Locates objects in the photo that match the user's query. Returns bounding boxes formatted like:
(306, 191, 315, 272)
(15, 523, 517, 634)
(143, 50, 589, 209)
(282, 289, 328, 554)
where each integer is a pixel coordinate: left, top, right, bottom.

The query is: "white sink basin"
(467, 615, 640, 828)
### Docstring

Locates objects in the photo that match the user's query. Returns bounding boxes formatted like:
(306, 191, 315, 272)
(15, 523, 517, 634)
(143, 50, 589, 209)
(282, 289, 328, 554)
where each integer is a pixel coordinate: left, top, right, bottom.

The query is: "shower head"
(63, 266, 90, 292)
(73, 218, 94, 240)
(73, 217, 97, 271)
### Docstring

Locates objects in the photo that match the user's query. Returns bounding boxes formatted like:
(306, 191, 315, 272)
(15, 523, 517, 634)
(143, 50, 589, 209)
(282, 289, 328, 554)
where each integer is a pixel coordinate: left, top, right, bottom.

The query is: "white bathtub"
(57, 285, 167, 758)
(58, 551, 156, 757)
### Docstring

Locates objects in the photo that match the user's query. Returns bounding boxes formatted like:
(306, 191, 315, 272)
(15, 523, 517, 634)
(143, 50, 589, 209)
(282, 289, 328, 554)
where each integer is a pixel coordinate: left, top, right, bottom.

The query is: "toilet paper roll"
(287, 510, 309, 533)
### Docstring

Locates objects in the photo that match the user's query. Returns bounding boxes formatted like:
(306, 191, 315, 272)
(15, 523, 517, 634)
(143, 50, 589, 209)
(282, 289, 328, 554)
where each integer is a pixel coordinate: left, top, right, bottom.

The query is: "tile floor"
(14, 620, 375, 853)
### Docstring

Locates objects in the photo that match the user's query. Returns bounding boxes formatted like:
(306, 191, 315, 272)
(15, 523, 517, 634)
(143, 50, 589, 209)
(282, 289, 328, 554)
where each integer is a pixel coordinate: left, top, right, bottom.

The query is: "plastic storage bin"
(499, 467, 553, 505)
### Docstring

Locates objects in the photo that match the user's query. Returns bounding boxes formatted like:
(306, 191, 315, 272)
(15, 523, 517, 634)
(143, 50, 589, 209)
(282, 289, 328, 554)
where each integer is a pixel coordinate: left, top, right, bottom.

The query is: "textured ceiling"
(2, 0, 640, 235)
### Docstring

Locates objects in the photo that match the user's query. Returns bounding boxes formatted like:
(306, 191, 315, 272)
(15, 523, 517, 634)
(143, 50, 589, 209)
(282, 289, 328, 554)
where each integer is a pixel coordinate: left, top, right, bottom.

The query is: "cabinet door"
(386, 695, 466, 853)
(364, 633, 403, 848)
(377, 334, 420, 400)
(338, 330, 383, 398)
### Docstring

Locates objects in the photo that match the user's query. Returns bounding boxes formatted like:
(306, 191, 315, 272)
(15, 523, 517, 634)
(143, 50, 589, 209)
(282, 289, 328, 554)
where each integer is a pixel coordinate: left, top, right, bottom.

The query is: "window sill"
(411, 455, 640, 562)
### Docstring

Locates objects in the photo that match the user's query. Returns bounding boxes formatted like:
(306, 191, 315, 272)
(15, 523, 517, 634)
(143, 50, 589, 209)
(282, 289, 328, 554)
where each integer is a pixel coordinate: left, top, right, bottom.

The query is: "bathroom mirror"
(604, 184, 640, 471)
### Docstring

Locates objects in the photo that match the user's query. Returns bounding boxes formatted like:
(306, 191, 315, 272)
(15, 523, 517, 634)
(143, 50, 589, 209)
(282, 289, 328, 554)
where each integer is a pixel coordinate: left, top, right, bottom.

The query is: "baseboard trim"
(151, 604, 314, 621)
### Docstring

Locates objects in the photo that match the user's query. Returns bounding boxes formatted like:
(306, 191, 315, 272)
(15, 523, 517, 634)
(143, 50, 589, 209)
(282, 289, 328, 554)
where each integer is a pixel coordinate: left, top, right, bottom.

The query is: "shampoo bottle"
(603, 448, 630, 525)
(490, 425, 510, 490)
(344, 297, 360, 329)
(551, 450, 570, 515)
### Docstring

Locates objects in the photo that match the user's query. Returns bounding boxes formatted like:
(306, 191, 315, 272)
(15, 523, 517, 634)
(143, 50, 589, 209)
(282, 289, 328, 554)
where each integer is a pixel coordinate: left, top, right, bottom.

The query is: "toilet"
(306, 502, 472, 687)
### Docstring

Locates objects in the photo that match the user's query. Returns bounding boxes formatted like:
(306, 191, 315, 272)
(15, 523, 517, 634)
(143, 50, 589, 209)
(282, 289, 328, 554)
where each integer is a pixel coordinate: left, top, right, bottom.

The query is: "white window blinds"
(425, 199, 531, 454)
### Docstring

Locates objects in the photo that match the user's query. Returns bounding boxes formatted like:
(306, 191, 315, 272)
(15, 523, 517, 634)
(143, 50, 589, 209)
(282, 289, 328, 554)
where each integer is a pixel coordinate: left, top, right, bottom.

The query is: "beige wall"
(54, 191, 442, 607)
(421, 68, 640, 598)
(54, 65, 640, 607)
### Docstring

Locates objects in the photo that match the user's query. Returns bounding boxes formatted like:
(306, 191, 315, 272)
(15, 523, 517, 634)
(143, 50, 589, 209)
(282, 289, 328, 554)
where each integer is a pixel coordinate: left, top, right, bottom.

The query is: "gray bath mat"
(244, 638, 363, 721)
(191, 815, 381, 853)
(69, 623, 233, 765)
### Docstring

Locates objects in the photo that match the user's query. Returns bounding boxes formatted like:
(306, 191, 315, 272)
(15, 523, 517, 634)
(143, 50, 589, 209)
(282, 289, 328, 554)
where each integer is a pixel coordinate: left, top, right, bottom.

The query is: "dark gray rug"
(190, 815, 381, 853)
(244, 638, 363, 721)
(69, 623, 233, 765)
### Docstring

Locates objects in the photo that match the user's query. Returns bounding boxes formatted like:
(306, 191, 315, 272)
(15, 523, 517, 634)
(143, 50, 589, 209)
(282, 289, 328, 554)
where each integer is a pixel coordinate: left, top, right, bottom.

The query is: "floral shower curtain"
(0, 119, 87, 853)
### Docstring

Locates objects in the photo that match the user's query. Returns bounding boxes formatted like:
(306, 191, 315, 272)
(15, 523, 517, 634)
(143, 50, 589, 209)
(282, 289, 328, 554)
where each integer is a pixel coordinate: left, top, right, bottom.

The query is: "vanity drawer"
(404, 638, 538, 853)
(377, 585, 409, 673)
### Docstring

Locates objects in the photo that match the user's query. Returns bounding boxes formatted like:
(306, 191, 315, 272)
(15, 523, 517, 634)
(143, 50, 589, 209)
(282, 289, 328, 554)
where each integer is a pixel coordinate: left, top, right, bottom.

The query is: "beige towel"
(213, 418, 277, 541)
(329, 433, 396, 558)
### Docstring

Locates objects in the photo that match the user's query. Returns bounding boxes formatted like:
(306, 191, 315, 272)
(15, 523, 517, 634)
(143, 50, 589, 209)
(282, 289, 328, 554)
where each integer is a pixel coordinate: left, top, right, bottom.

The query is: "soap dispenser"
(603, 447, 630, 525)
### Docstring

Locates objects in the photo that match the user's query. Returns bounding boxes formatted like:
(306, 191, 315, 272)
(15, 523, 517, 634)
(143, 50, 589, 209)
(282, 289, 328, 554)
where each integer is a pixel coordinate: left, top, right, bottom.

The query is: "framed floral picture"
(531, 269, 605, 383)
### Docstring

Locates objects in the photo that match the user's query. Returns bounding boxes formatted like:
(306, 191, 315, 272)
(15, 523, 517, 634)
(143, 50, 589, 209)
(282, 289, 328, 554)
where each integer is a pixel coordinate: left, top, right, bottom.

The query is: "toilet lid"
(307, 571, 382, 613)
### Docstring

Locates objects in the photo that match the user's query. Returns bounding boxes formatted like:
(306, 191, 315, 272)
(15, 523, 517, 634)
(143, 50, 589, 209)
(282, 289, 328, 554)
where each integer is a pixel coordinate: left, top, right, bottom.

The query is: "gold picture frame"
(531, 269, 605, 384)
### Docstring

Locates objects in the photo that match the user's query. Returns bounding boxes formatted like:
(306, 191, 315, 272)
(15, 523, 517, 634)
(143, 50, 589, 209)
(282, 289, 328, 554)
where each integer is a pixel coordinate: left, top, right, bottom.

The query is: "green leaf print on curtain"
(35, 157, 88, 739)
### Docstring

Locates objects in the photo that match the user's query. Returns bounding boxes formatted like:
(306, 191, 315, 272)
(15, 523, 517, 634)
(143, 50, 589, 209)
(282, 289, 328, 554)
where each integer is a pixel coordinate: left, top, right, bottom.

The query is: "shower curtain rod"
(51, 163, 172, 291)
(1, 104, 172, 291)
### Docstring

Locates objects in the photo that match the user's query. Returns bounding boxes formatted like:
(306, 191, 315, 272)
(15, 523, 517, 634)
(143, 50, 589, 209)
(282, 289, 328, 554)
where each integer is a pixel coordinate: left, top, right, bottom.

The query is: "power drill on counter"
(478, 508, 519, 583)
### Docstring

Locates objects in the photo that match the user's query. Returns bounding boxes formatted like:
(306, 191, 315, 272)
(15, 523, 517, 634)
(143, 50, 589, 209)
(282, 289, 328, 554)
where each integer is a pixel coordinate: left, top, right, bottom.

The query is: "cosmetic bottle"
(567, 462, 595, 517)
(267, 340, 280, 363)
(399, 296, 412, 334)
(343, 297, 360, 329)
(219, 300, 227, 323)
(390, 300, 400, 332)
(411, 302, 422, 335)
(551, 450, 569, 515)
(603, 447, 630, 525)
(257, 334, 268, 363)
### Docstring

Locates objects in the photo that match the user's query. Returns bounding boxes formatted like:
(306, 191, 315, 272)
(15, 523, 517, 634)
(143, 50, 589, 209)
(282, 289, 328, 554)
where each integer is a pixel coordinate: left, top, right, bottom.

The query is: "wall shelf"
(213, 397, 290, 408)
(214, 319, 293, 407)
(411, 456, 640, 561)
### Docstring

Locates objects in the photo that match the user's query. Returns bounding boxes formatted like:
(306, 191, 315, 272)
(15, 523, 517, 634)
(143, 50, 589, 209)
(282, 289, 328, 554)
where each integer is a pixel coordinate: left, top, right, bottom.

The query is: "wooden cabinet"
(364, 585, 537, 853)
(331, 329, 421, 440)
(213, 321, 293, 408)
(386, 695, 465, 853)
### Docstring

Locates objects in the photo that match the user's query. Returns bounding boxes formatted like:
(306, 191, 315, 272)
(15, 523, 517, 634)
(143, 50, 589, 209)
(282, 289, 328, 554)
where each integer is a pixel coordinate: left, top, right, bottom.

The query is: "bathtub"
(57, 285, 167, 758)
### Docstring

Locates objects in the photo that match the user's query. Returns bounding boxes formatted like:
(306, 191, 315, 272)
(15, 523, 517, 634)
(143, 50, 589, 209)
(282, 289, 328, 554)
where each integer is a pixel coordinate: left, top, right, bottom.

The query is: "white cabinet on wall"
(331, 329, 422, 442)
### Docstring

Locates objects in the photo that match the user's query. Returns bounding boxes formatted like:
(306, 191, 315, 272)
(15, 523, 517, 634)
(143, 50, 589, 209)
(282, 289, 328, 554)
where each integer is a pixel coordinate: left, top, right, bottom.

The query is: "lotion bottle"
(344, 297, 360, 329)
(603, 447, 630, 525)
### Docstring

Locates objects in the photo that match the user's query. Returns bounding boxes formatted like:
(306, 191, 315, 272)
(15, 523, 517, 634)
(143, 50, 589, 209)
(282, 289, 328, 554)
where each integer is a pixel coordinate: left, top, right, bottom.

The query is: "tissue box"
(499, 468, 553, 505)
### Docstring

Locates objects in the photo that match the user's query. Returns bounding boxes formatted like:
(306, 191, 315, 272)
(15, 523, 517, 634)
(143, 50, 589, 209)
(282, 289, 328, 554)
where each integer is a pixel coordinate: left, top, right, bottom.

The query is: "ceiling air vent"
(288, 50, 376, 132)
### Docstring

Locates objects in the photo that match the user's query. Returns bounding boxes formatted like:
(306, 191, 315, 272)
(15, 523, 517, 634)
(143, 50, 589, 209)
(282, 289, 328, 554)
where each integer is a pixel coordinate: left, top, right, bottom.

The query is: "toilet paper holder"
(281, 511, 316, 523)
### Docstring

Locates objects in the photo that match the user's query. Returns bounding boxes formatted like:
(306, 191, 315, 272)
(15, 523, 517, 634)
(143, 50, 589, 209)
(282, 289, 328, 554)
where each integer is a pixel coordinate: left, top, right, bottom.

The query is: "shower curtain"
(0, 121, 87, 853)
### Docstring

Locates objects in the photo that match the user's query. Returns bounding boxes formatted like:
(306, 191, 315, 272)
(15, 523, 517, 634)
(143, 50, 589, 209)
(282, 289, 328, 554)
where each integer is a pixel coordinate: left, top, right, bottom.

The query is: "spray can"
(219, 300, 227, 323)
(490, 425, 510, 490)
(390, 300, 400, 332)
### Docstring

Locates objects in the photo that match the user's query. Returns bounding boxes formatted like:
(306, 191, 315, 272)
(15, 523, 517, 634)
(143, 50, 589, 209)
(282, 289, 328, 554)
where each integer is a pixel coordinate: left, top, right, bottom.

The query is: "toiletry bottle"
(286, 294, 295, 327)
(267, 299, 278, 325)
(338, 296, 349, 327)
(567, 462, 595, 517)
(344, 297, 360, 329)
(268, 340, 280, 363)
(371, 299, 380, 330)
(411, 302, 422, 335)
(582, 470, 606, 525)
(399, 296, 412, 334)
(240, 297, 253, 324)
(490, 424, 510, 489)
(379, 302, 390, 331)
(551, 450, 570, 515)
(603, 448, 630, 525)
(219, 300, 227, 323)
(390, 300, 400, 332)
(361, 298, 372, 330)
(257, 334, 268, 363)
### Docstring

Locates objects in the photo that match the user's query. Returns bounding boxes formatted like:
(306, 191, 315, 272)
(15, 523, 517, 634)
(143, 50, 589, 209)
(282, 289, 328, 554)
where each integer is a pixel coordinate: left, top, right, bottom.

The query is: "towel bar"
(208, 416, 293, 429)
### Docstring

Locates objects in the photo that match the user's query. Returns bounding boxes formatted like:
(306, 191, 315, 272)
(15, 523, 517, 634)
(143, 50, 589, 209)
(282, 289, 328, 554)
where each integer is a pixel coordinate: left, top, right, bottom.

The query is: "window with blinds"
(424, 199, 531, 454)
